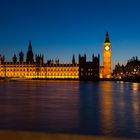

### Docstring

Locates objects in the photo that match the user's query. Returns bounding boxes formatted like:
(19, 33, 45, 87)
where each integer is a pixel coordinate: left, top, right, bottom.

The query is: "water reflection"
(0, 81, 140, 138)
(41, 81, 80, 131)
(98, 81, 140, 138)
(131, 83, 140, 134)
(132, 83, 139, 92)
(79, 82, 100, 134)
(99, 82, 114, 135)
(0, 81, 80, 131)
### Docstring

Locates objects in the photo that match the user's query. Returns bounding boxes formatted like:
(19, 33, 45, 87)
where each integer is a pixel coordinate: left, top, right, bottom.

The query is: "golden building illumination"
(99, 82, 114, 133)
(99, 66, 104, 79)
(0, 62, 47, 79)
(103, 32, 112, 78)
(0, 32, 112, 80)
(0, 63, 79, 79)
(46, 64, 79, 79)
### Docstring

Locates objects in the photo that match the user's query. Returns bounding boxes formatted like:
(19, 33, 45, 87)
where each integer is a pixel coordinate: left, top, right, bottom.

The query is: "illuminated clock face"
(105, 46, 110, 51)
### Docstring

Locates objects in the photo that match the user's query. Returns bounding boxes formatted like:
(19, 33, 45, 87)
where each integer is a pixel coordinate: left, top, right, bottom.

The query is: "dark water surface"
(0, 80, 140, 138)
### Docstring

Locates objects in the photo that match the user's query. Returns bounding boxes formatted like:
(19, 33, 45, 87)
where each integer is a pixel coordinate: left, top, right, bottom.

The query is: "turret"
(72, 54, 76, 64)
(13, 54, 17, 64)
(26, 41, 34, 64)
(35, 54, 44, 66)
(19, 51, 24, 63)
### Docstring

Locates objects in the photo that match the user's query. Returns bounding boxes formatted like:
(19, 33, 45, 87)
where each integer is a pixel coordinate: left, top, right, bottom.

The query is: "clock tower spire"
(103, 32, 112, 78)
(104, 32, 110, 43)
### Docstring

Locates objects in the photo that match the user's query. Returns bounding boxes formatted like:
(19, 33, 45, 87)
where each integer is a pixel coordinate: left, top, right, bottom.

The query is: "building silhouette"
(26, 41, 34, 64)
(113, 56, 140, 79)
(19, 51, 24, 64)
(102, 32, 112, 78)
(79, 54, 100, 80)
(0, 33, 112, 80)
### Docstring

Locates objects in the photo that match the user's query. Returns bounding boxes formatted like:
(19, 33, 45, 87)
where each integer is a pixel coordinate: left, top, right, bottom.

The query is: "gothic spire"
(28, 40, 32, 51)
(26, 40, 34, 64)
(104, 32, 110, 43)
(72, 54, 75, 64)
(19, 50, 24, 63)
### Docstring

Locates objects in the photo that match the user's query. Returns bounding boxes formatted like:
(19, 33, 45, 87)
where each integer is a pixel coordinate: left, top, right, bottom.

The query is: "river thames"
(0, 80, 140, 138)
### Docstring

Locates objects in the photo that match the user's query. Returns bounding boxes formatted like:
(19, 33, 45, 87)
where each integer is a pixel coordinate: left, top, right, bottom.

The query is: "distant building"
(99, 32, 112, 78)
(0, 41, 79, 79)
(46, 64, 79, 79)
(113, 57, 140, 79)
(79, 54, 100, 80)
(0, 33, 112, 80)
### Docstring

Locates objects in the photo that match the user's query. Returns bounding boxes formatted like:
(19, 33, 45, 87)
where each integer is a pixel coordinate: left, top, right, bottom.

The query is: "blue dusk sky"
(0, 0, 140, 68)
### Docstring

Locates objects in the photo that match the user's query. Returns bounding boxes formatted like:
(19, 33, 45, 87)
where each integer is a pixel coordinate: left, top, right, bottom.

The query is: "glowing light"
(132, 83, 139, 92)
(103, 41, 112, 78)
(105, 46, 110, 51)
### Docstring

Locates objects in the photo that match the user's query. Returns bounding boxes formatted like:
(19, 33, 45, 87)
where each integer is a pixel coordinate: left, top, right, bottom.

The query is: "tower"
(103, 32, 112, 78)
(72, 54, 76, 64)
(13, 54, 17, 64)
(26, 41, 34, 64)
(19, 51, 24, 63)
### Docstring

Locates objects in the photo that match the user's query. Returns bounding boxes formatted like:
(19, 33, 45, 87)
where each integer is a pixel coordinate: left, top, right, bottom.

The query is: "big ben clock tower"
(103, 32, 112, 78)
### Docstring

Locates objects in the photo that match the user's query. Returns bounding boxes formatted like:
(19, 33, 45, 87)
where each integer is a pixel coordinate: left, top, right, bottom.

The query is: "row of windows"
(0, 65, 37, 67)
(0, 65, 79, 68)
(5, 73, 45, 76)
(81, 72, 96, 76)
(0, 67, 79, 71)
(0, 68, 80, 71)
(1, 73, 78, 77)
(0, 69, 46, 72)
(6, 74, 32, 76)
(4, 73, 77, 77)
(47, 68, 78, 71)
(81, 68, 94, 71)
(47, 73, 78, 76)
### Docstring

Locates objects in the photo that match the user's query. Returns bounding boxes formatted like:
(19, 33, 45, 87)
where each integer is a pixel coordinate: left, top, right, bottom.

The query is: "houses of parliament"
(0, 33, 112, 80)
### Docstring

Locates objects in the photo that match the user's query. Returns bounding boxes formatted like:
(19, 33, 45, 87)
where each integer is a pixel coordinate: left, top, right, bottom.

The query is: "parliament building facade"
(0, 33, 112, 80)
